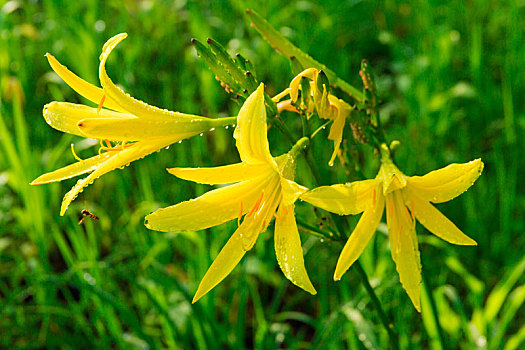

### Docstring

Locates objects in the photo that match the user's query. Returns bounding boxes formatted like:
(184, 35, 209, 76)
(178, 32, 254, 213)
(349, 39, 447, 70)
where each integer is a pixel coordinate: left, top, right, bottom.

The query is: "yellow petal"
(168, 163, 273, 185)
(43, 102, 134, 137)
(280, 178, 309, 206)
(289, 68, 317, 102)
(98, 33, 194, 121)
(145, 174, 273, 232)
(233, 84, 277, 166)
(300, 179, 379, 215)
(77, 116, 216, 141)
(60, 137, 174, 215)
(31, 152, 113, 185)
(274, 204, 317, 294)
(386, 191, 422, 312)
(404, 188, 477, 245)
(239, 174, 282, 251)
(407, 159, 484, 203)
(45, 53, 123, 111)
(334, 190, 384, 280)
(192, 229, 247, 303)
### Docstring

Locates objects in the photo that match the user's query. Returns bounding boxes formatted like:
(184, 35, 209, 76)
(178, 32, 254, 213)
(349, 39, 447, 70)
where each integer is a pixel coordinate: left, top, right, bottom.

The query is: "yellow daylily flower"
(273, 68, 352, 166)
(301, 144, 483, 311)
(31, 33, 235, 215)
(145, 84, 316, 303)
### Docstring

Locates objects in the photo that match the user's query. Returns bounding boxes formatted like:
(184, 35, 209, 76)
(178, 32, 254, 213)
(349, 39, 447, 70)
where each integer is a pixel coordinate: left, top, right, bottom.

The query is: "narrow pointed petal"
(145, 174, 272, 232)
(45, 53, 123, 111)
(43, 102, 134, 137)
(233, 84, 277, 166)
(98, 33, 194, 121)
(334, 192, 384, 280)
(407, 159, 484, 203)
(274, 204, 317, 294)
(60, 137, 174, 215)
(386, 191, 422, 312)
(300, 179, 379, 215)
(31, 152, 112, 185)
(192, 229, 247, 303)
(168, 163, 273, 185)
(280, 178, 308, 206)
(289, 68, 317, 102)
(405, 188, 477, 245)
(77, 117, 212, 141)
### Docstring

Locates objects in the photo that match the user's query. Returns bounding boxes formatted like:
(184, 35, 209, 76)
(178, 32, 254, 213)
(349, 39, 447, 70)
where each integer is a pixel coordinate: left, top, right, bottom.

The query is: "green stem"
(421, 272, 446, 349)
(289, 137, 309, 159)
(211, 116, 237, 128)
(354, 262, 400, 350)
(301, 140, 399, 349)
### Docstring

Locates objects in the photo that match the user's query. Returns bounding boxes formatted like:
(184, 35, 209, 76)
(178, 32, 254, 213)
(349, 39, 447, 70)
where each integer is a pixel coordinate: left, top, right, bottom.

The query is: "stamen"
(238, 200, 243, 226)
(97, 94, 106, 113)
(247, 192, 264, 217)
(404, 206, 412, 221)
(70, 144, 83, 162)
(104, 139, 112, 148)
(398, 225, 403, 235)
(281, 205, 289, 215)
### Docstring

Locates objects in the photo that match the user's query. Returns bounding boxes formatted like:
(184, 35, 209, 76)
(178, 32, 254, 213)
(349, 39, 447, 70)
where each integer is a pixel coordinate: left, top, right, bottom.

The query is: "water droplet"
(199, 133, 204, 136)
(225, 125, 229, 129)
(209, 127, 215, 131)
(178, 140, 182, 144)
(165, 146, 170, 150)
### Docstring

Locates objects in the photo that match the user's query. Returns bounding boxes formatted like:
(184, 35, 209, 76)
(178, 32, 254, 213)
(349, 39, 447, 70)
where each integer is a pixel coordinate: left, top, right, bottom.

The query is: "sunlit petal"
(280, 178, 308, 206)
(145, 174, 273, 232)
(192, 229, 247, 303)
(407, 159, 484, 203)
(289, 68, 317, 102)
(31, 152, 113, 185)
(43, 102, 134, 137)
(46, 53, 124, 111)
(98, 33, 195, 121)
(60, 137, 174, 215)
(405, 188, 477, 245)
(274, 204, 317, 294)
(77, 116, 216, 141)
(168, 163, 273, 185)
(233, 84, 277, 166)
(334, 190, 384, 280)
(300, 179, 379, 215)
(386, 191, 422, 312)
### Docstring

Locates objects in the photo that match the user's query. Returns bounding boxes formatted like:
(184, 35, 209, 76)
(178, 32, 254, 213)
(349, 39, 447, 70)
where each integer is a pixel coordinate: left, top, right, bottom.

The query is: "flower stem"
(353, 261, 400, 350)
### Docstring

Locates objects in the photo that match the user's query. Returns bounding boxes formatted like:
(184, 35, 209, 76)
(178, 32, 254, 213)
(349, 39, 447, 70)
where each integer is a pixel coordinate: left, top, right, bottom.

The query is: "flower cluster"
(34, 33, 483, 311)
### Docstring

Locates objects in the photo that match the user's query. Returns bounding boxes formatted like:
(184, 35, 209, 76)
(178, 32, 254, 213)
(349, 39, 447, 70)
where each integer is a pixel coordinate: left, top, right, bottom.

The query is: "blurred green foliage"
(0, 0, 523, 348)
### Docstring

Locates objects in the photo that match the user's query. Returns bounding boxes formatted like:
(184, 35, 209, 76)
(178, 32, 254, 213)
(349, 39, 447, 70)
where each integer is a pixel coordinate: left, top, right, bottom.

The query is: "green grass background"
(1, 0, 524, 348)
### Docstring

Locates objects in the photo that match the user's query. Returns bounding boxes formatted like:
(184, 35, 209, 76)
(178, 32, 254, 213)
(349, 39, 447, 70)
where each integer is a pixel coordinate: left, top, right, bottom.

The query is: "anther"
(247, 192, 264, 217)
(387, 200, 394, 219)
(97, 94, 106, 114)
(238, 200, 243, 226)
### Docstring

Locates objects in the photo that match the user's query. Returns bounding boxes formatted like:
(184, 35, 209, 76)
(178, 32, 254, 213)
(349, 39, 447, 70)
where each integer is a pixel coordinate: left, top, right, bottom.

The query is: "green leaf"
(245, 8, 364, 102)
(191, 38, 244, 96)
(484, 255, 525, 323)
